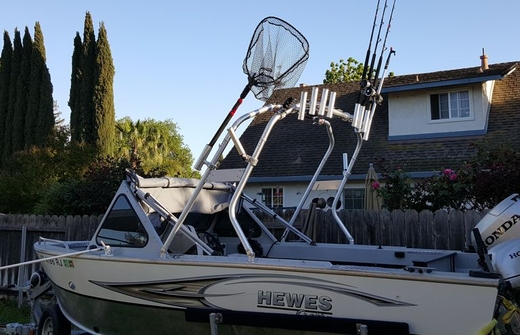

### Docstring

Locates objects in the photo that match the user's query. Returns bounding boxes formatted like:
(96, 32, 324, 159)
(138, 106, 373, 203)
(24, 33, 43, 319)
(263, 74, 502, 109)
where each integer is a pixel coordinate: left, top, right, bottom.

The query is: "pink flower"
(371, 181, 380, 190)
(443, 168, 453, 176)
(449, 173, 457, 181)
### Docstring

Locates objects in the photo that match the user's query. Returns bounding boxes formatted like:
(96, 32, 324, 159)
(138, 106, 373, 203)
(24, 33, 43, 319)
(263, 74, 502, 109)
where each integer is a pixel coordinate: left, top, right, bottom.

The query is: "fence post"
(17, 225, 27, 307)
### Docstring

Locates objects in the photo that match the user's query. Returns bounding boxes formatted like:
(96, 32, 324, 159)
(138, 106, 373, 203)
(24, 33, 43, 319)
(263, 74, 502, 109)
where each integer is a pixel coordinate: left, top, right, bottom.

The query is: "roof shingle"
(220, 62, 520, 178)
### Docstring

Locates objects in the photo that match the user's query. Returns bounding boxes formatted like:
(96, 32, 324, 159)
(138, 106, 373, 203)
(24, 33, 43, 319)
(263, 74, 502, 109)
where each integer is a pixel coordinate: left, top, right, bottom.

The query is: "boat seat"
(148, 212, 168, 235)
(168, 225, 203, 255)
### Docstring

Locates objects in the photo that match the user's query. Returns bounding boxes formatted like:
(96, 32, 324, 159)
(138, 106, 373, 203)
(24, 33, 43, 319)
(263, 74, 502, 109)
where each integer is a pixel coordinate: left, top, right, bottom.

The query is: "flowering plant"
(443, 168, 457, 181)
(410, 167, 472, 211)
(373, 140, 520, 211)
(376, 163, 472, 211)
(376, 165, 413, 211)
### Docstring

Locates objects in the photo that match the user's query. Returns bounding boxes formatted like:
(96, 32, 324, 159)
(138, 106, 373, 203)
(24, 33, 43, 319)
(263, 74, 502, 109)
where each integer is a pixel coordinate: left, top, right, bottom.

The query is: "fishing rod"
(370, 0, 396, 96)
(362, 47, 396, 140)
(353, 0, 382, 130)
(353, 0, 392, 130)
(358, 0, 397, 139)
(360, 0, 381, 86)
(365, 0, 388, 88)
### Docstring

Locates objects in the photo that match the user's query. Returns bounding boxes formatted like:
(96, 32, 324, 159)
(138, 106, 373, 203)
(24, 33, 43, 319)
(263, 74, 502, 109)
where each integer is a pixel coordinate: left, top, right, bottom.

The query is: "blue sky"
(1, 1, 519, 165)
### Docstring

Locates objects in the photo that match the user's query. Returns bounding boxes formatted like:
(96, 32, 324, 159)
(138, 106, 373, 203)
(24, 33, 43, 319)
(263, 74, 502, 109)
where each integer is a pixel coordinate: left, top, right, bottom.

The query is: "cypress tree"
(80, 12, 96, 145)
(69, 32, 82, 143)
(25, 22, 45, 146)
(36, 66, 54, 144)
(33, 23, 54, 145)
(0, 31, 13, 164)
(93, 22, 115, 156)
(12, 27, 32, 152)
(3, 29, 22, 161)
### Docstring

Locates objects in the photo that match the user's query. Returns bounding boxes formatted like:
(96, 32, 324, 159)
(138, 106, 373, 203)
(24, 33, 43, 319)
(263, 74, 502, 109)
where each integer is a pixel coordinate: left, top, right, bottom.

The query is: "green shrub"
(0, 298, 31, 324)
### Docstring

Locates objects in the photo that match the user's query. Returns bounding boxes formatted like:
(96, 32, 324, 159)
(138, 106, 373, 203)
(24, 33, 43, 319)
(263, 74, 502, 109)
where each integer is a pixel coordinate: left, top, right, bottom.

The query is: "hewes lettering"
(484, 214, 520, 246)
(257, 290, 332, 312)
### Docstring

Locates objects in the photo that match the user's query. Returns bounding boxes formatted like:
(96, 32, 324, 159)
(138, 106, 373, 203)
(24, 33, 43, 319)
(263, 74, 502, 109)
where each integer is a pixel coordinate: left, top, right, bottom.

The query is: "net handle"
(208, 81, 253, 149)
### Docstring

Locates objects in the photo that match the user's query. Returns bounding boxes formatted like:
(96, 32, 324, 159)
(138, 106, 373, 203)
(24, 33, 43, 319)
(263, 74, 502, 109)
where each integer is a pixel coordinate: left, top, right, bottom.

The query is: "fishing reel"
(362, 85, 376, 97)
(360, 79, 375, 96)
(360, 81, 384, 105)
(358, 83, 382, 109)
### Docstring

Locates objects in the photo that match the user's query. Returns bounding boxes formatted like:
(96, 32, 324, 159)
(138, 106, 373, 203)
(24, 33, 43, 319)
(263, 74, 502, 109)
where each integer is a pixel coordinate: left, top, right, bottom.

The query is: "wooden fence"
(0, 214, 103, 288)
(0, 208, 489, 288)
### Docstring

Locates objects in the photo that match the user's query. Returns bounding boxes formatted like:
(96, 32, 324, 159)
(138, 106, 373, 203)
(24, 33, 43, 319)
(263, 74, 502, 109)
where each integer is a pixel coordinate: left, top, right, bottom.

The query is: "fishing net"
(243, 16, 310, 101)
(195, 16, 309, 170)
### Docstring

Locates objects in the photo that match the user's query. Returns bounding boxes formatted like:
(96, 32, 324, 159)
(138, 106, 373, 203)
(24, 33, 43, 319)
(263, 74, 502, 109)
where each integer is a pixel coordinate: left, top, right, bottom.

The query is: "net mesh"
(243, 16, 310, 101)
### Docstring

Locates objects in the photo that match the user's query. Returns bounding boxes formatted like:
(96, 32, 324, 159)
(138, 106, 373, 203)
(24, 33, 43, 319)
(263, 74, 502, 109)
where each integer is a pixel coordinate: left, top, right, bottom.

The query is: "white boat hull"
(35, 245, 498, 335)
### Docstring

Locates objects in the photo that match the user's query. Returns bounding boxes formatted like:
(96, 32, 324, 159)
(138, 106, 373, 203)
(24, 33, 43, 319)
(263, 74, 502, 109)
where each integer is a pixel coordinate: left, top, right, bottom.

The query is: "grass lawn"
(0, 298, 31, 325)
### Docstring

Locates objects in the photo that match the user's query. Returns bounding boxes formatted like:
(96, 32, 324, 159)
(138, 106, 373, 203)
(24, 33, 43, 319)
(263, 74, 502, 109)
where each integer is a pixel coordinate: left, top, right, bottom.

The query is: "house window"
(261, 187, 284, 208)
(430, 90, 471, 120)
(343, 188, 364, 209)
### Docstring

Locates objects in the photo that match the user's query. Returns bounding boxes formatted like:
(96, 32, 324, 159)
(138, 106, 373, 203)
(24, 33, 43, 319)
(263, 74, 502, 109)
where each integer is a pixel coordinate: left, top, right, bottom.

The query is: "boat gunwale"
(34, 244, 500, 288)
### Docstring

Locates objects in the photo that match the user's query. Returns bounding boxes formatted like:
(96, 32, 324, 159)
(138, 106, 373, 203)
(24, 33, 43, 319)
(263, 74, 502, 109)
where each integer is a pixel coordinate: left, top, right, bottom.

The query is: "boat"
(32, 163, 515, 335)
(31, 88, 520, 335)
(25, 8, 520, 335)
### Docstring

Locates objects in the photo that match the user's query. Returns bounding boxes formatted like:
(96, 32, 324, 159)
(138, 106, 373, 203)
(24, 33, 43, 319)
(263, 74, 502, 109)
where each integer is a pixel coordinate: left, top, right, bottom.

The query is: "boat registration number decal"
(46, 258, 75, 268)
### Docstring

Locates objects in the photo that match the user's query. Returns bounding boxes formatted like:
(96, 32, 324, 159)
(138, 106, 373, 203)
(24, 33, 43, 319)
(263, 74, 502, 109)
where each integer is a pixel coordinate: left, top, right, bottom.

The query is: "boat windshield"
(96, 195, 149, 247)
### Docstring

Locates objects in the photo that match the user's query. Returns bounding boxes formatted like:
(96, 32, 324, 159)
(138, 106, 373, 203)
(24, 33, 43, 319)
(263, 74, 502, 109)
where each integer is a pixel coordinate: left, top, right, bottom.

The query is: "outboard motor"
(490, 241, 520, 292)
(474, 194, 520, 334)
(488, 240, 520, 334)
(473, 194, 520, 250)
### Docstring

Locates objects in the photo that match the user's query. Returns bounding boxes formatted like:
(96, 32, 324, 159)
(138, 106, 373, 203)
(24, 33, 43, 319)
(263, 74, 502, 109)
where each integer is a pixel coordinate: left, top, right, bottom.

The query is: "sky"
(1, 0, 519, 168)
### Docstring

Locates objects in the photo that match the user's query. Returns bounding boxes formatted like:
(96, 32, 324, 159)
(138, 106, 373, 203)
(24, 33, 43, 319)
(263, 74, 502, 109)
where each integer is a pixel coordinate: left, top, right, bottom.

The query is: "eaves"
(247, 171, 439, 184)
(382, 74, 504, 93)
(248, 175, 365, 183)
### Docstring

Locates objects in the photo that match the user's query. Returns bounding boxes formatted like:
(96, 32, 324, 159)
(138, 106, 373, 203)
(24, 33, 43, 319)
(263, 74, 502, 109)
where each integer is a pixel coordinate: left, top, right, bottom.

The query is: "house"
(218, 58, 519, 210)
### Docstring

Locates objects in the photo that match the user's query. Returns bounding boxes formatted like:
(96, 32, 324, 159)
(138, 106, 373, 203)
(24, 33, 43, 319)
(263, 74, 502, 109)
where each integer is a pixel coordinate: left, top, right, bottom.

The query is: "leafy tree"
(115, 117, 197, 178)
(324, 57, 395, 84)
(0, 31, 13, 163)
(93, 22, 115, 156)
(0, 100, 94, 214)
(324, 57, 364, 84)
(0, 133, 98, 214)
(0, 146, 58, 213)
(35, 156, 131, 215)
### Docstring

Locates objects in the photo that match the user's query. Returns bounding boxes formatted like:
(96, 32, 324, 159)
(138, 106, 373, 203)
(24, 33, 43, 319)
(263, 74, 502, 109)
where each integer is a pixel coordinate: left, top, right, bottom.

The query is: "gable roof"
(220, 61, 519, 181)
